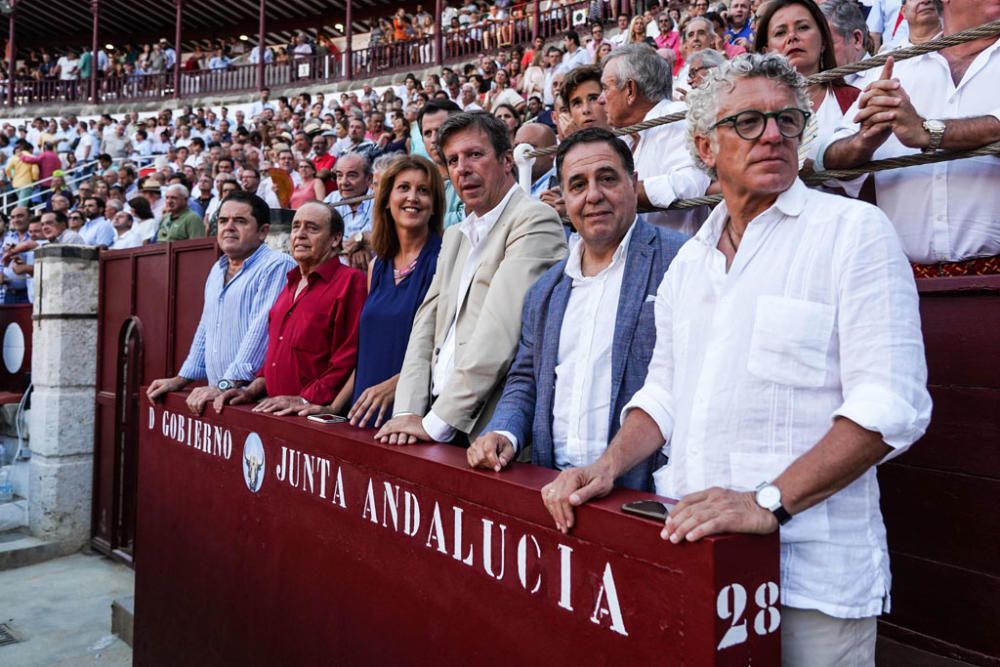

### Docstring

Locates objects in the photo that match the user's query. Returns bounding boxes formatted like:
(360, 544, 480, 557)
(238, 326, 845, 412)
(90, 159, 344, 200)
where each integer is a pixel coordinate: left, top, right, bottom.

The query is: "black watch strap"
(773, 505, 792, 526)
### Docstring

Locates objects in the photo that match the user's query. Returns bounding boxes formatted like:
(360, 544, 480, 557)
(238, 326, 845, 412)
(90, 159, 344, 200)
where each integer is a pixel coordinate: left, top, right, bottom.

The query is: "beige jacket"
(394, 186, 567, 438)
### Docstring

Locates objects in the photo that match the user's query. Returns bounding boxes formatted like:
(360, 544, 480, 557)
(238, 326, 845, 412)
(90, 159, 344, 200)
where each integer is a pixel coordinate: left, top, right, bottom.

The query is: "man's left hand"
(252, 395, 319, 416)
(662, 487, 778, 543)
(374, 414, 431, 445)
(186, 386, 222, 416)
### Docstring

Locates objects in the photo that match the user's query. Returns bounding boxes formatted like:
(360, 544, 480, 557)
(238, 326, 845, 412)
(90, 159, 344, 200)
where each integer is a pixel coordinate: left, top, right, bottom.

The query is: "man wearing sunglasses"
(541, 54, 930, 665)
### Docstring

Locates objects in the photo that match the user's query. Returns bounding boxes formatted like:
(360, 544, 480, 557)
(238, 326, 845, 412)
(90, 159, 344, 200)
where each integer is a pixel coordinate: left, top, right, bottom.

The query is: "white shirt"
(819, 36, 1000, 263)
(867, 0, 908, 52)
(109, 227, 144, 250)
(555, 47, 590, 76)
(498, 225, 634, 464)
(798, 88, 849, 165)
(131, 218, 158, 243)
(631, 98, 711, 234)
(423, 185, 519, 441)
(626, 179, 931, 618)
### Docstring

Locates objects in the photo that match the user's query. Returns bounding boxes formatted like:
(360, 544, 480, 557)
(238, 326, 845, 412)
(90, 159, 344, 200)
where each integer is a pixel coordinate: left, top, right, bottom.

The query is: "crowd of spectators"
(5, 0, 1000, 660)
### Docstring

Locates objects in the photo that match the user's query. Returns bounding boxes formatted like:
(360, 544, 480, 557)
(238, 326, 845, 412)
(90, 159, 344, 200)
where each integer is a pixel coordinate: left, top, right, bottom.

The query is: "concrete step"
(0, 529, 79, 571)
(111, 596, 134, 648)
(0, 497, 28, 532)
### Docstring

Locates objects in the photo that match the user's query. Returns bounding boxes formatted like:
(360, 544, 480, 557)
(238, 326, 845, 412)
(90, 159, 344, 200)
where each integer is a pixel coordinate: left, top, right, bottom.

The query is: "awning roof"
(4, 0, 389, 52)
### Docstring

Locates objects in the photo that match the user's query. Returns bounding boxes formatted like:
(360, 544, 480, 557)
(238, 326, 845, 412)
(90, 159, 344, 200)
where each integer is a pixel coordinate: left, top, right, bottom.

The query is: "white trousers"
(781, 607, 877, 667)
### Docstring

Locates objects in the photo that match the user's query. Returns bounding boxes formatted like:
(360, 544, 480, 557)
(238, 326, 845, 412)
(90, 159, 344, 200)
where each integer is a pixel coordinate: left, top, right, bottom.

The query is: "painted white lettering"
(168, 413, 177, 440)
(716, 584, 748, 650)
(382, 482, 400, 530)
(362, 478, 378, 523)
(161, 410, 170, 437)
(148, 406, 155, 431)
(317, 458, 331, 499)
(177, 415, 186, 445)
(451, 507, 473, 566)
(303, 453, 315, 494)
(589, 562, 628, 636)
(286, 449, 301, 486)
(517, 534, 542, 594)
(425, 502, 447, 554)
(193, 420, 202, 450)
(201, 420, 211, 453)
(222, 430, 232, 459)
(403, 490, 421, 536)
(276, 446, 288, 482)
(481, 518, 507, 580)
(331, 466, 346, 508)
(558, 544, 574, 611)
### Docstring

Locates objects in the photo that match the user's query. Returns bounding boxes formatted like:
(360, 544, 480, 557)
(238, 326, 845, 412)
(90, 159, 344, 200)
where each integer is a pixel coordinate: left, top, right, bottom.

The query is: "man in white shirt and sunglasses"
(541, 54, 931, 665)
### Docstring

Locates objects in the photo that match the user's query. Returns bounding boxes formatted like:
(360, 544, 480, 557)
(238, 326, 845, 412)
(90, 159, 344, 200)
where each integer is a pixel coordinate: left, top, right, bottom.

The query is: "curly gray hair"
(685, 53, 810, 178)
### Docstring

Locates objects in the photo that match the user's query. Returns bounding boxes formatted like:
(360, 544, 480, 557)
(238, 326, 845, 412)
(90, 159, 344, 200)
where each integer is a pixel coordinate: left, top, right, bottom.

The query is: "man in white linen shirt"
(376, 112, 567, 445)
(599, 45, 712, 235)
(541, 54, 932, 665)
(818, 0, 1000, 274)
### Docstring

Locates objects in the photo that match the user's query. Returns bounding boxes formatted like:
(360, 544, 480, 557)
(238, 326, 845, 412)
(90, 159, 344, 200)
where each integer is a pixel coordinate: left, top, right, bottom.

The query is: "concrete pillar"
(27, 245, 100, 548)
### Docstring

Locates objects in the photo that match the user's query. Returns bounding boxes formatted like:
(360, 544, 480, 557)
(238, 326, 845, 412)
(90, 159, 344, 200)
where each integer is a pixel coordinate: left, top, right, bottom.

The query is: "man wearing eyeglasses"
(541, 54, 930, 665)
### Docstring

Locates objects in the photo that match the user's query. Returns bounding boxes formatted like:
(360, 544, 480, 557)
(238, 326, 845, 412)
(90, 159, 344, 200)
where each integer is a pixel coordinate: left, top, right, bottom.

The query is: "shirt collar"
(216, 242, 270, 272)
(564, 219, 636, 284)
(459, 183, 518, 243)
(287, 254, 342, 285)
(695, 178, 808, 247)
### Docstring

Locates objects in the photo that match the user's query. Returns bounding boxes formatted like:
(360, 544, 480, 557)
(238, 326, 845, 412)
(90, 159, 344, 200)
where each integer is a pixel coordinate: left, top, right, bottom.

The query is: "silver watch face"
(218, 379, 233, 391)
(924, 119, 945, 133)
(756, 484, 781, 509)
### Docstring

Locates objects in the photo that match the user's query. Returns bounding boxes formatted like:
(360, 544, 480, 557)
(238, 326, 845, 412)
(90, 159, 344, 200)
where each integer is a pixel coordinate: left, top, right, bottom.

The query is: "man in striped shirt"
(146, 192, 295, 415)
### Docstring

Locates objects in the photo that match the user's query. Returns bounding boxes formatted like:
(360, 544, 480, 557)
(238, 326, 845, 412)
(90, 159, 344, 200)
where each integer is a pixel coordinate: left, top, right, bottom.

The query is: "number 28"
(716, 581, 780, 650)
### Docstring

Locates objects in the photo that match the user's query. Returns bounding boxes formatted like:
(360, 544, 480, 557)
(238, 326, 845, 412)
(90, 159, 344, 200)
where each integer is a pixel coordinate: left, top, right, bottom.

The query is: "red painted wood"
(893, 386, 1000, 480)
(880, 465, 1000, 577)
(884, 553, 1000, 662)
(93, 240, 219, 557)
(134, 394, 781, 666)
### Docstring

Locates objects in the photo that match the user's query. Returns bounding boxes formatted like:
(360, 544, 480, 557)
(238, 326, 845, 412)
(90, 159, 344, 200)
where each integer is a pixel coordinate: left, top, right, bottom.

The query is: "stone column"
(27, 245, 100, 549)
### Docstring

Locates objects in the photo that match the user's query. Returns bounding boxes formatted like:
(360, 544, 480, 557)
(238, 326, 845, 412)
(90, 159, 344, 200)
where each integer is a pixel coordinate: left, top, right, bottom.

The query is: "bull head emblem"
(245, 452, 264, 490)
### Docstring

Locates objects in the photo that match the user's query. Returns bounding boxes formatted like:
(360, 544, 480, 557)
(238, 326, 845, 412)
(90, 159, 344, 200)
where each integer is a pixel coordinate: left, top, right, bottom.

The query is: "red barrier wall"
(134, 394, 781, 666)
(0, 304, 32, 395)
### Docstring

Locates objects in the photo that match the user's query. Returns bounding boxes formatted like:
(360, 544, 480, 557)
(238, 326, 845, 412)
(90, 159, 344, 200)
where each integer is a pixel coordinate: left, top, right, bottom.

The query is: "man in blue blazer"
(467, 128, 688, 491)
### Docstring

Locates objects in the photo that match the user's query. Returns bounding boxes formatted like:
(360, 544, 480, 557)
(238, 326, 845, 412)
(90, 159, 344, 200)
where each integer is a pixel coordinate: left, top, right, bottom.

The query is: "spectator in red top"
(20, 141, 62, 188)
(310, 134, 337, 193)
(214, 201, 366, 416)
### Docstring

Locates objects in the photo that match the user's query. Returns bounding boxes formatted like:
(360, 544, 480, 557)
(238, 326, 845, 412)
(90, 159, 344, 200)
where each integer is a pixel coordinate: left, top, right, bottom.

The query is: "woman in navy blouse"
(333, 155, 444, 427)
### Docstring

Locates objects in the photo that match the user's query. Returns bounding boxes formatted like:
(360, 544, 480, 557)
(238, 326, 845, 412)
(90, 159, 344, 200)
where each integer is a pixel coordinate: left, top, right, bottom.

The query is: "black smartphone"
(307, 413, 348, 424)
(621, 500, 671, 522)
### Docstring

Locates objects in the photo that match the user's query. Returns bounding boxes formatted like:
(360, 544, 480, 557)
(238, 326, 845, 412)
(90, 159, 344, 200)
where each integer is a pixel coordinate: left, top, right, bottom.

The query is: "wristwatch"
(217, 379, 245, 391)
(754, 482, 792, 526)
(921, 119, 946, 153)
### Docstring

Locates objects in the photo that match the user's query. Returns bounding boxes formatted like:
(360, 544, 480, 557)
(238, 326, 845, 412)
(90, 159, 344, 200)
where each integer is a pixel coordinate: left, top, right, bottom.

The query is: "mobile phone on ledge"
(621, 500, 671, 522)
(307, 414, 348, 424)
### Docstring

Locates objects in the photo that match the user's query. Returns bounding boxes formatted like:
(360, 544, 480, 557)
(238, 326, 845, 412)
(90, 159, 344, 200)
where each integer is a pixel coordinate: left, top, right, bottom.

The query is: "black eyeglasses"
(711, 108, 811, 141)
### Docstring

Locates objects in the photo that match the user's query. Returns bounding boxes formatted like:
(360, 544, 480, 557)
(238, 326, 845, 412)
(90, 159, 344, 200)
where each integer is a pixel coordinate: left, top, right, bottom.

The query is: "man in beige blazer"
(376, 112, 567, 445)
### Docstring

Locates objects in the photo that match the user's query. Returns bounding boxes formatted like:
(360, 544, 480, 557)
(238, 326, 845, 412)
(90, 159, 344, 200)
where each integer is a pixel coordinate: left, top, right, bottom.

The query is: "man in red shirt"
(214, 200, 366, 415)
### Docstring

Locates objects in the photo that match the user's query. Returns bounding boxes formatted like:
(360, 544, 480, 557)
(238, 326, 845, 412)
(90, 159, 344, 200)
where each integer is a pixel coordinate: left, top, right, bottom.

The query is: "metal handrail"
(1, 153, 157, 214)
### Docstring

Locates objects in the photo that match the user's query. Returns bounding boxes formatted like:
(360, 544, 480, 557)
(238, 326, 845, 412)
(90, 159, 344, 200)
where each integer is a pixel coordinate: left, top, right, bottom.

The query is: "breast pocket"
(747, 296, 834, 388)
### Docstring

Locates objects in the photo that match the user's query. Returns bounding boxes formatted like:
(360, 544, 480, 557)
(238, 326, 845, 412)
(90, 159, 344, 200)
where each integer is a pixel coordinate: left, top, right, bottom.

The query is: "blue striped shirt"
(178, 243, 296, 385)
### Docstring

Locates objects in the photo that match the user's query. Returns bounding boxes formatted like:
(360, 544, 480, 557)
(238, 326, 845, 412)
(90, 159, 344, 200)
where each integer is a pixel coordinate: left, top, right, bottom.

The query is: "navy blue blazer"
(484, 219, 688, 491)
